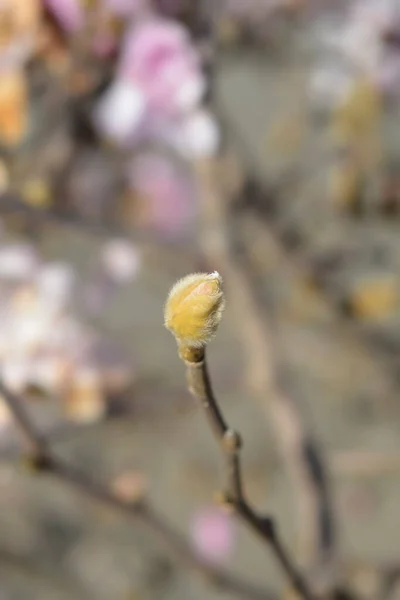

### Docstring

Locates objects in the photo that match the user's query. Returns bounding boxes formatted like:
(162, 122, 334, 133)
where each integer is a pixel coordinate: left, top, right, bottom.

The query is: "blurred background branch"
(0, 381, 277, 600)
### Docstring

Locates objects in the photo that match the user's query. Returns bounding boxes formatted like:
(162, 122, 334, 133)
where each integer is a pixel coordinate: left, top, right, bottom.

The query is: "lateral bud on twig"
(223, 429, 242, 452)
(164, 271, 225, 362)
(214, 489, 236, 509)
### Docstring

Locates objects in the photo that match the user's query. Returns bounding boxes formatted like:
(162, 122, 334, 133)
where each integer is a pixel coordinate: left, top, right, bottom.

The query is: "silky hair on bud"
(164, 271, 225, 347)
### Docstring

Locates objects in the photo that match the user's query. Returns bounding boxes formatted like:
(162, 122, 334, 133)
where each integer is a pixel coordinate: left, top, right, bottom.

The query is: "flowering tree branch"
(164, 273, 317, 600)
(0, 381, 276, 600)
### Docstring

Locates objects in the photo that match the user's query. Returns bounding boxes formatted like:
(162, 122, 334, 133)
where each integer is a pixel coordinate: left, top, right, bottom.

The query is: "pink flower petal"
(119, 19, 205, 116)
(190, 506, 236, 564)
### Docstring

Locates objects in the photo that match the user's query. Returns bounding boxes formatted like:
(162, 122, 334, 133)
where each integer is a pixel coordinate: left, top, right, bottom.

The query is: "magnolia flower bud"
(164, 272, 225, 351)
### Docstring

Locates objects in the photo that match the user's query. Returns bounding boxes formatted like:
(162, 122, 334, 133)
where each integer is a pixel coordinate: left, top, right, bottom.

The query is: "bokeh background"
(1, 0, 400, 598)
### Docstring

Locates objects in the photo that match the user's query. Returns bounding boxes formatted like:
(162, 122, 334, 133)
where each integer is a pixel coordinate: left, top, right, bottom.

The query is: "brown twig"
(184, 350, 317, 600)
(0, 381, 276, 600)
(193, 156, 336, 592)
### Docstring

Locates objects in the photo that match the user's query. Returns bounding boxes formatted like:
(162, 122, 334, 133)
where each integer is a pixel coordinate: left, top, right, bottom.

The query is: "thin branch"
(0, 381, 276, 600)
(184, 351, 317, 600)
(193, 156, 336, 591)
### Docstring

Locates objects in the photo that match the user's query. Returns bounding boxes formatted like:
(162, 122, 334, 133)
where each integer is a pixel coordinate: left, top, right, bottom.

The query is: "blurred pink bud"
(43, 0, 85, 32)
(100, 239, 141, 282)
(120, 19, 206, 115)
(190, 506, 236, 564)
(129, 153, 196, 236)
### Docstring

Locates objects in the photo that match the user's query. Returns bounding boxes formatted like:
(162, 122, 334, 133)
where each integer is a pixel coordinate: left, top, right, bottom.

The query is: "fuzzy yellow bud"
(164, 271, 225, 349)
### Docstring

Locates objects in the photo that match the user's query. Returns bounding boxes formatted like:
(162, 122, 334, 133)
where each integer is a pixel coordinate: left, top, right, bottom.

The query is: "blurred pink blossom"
(43, 0, 85, 33)
(93, 18, 215, 154)
(120, 19, 205, 114)
(0, 241, 132, 420)
(190, 506, 236, 564)
(128, 153, 196, 236)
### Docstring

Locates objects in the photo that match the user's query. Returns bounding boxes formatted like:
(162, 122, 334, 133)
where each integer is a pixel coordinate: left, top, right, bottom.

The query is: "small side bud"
(223, 430, 242, 453)
(164, 272, 225, 349)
